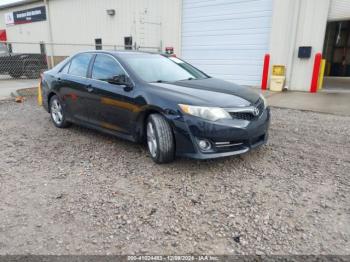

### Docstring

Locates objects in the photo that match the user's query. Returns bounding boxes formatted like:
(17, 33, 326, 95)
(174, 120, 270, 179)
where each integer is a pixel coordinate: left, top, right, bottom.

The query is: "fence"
(0, 41, 161, 80)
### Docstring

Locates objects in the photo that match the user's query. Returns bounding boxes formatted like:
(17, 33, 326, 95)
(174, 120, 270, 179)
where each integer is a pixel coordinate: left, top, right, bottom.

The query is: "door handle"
(86, 84, 93, 93)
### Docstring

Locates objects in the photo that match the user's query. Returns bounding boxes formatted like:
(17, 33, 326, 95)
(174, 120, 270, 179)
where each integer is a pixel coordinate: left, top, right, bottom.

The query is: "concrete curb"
(12, 87, 37, 97)
(10, 90, 19, 98)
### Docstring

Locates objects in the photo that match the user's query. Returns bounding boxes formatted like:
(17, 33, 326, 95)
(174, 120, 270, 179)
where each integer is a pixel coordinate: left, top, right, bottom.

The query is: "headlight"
(179, 104, 231, 121)
(260, 93, 268, 108)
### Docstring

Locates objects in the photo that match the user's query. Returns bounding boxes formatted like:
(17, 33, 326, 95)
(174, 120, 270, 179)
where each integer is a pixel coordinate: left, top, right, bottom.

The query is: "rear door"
(87, 54, 135, 134)
(58, 53, 94, 123)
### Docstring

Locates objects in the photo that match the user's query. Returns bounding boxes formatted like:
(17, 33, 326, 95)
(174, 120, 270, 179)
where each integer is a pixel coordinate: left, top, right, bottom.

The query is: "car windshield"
(122, 54, 209, 83)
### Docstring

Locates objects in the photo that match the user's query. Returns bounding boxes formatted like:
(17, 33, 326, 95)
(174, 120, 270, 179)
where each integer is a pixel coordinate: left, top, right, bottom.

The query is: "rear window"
(60, 62, 70, 74)
(68, 53, 94, 77)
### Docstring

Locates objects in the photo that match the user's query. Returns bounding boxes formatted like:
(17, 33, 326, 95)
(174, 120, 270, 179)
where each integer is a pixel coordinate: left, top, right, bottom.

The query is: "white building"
(0, 0, 182, 63)
(1, 0, 350, 92)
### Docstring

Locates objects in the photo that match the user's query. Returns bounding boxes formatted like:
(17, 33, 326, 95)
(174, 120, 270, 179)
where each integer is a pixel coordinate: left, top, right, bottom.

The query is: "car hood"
(149, 78, 260, 108)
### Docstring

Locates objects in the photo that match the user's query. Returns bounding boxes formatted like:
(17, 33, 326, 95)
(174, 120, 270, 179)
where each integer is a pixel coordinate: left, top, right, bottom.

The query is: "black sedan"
(40, 51, 270, 163)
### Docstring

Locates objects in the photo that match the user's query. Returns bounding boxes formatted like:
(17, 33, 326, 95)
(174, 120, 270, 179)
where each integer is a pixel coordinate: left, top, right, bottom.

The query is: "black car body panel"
(41, 51, 270, 160)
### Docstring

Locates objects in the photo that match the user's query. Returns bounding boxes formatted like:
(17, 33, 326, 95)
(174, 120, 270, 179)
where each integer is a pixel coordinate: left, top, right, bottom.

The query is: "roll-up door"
(181, 0, 273, 86)
(329, 0, 350, 21)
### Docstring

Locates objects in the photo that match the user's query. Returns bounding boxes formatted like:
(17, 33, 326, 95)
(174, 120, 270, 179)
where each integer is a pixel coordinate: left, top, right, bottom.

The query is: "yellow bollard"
(37, 81, 43, 106)
(318, 59, 326, 90)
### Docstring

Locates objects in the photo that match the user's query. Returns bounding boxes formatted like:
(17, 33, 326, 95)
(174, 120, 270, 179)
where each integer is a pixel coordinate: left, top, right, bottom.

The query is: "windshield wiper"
(177, 77, 196, 81)
(151, 80, 168, 83)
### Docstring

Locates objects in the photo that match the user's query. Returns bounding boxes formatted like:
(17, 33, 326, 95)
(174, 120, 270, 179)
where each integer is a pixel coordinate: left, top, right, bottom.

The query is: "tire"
(146, 114, 175, 164)
(24, 62, 40, 79)
(49, 95, 71, 128)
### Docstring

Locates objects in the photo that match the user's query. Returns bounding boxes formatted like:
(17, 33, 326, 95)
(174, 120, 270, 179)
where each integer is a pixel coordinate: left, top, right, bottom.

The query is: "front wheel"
(49, 95, 71, 128)
(146, 114, 175, 164)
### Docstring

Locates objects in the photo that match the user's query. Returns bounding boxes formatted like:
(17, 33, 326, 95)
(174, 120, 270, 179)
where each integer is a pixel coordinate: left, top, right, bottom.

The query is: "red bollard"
(261, 54, 270, 90)
(310, 53, 322, 93)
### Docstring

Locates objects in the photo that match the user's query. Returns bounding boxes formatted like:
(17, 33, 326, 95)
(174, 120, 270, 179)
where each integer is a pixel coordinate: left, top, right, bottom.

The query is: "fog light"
(198, 139, 212, 151)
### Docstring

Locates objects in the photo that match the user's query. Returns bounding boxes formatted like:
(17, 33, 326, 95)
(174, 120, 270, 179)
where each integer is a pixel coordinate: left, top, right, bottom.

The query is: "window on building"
(68, 53, 94, 77)
(0, 43, 9, 55)
(92, 54, 124, 81)
(7, 43, 12, 54)
(95, 38, 102, 50)
(40, 42, 46, 55)
(124, 37, 132, 50)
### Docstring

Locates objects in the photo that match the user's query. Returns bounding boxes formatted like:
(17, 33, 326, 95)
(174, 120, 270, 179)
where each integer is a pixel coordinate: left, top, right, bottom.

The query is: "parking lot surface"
(0, 98, 349, 255)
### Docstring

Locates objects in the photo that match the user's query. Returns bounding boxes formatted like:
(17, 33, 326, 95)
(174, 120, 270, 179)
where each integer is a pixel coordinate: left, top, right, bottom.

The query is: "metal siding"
(0, 2, 49, 53)
(0, 2, 49, 40)
(48, 0, 181, 55)
(181, 0, 273, 86)
(329, 0, 350, 21)
(290, 0, 330, 91)
(0, 0, 181, 56)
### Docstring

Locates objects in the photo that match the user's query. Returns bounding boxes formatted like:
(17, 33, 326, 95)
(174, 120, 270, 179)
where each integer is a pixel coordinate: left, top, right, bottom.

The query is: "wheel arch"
(135, 107, 173, 143)
(47, 91, 57, 112)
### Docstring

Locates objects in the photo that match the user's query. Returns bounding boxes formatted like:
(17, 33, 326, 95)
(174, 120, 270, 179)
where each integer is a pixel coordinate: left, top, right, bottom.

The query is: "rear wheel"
(146, 114, 175, 164)
(49, 95, 70, 128)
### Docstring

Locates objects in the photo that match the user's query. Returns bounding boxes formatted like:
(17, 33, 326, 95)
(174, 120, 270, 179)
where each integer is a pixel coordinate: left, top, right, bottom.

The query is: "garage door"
(329, 0, 350, 21)
(181, 0, 273, 86)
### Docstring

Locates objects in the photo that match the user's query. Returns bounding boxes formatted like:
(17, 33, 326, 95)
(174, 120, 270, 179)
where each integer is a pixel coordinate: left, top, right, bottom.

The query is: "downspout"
(285, 0, 301, 89)
(44, 0, 54, 68)
(178, 0, 183, 57)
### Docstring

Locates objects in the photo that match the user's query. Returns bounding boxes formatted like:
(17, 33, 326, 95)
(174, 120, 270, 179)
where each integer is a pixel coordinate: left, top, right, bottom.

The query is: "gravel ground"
(0, 97, 349, 255)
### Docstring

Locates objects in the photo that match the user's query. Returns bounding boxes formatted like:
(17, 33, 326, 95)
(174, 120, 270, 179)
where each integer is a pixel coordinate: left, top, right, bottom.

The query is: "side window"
(60, 62, 70, 74)
(92, 54, 124, 81)
(68, 53, 94, 77)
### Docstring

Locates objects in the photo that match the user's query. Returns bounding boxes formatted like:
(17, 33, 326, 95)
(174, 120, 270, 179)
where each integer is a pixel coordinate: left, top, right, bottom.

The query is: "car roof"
(77, 50, 162, 58)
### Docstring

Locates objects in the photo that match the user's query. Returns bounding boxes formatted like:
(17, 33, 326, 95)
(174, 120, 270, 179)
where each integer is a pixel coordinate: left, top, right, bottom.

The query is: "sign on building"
(5, 6, 46, 26)
(4, 12, 14, 25)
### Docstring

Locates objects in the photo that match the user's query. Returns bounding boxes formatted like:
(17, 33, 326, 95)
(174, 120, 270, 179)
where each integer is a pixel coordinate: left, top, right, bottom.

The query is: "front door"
(87, 54, 135, 135)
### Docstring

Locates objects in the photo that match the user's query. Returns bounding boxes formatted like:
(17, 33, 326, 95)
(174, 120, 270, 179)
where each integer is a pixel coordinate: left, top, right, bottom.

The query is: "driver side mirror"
(108, 74, 133, 90)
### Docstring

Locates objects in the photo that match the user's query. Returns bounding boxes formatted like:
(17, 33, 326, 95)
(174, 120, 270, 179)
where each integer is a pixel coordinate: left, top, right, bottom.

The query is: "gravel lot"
(0, 97, 349, 255)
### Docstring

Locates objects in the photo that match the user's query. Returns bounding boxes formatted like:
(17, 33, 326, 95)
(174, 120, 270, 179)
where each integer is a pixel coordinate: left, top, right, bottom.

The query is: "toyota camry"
(40, 51, 270, 163)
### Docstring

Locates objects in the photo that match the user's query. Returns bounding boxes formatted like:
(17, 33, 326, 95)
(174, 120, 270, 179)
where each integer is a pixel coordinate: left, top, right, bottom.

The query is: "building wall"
(269, 0, 331, 91)
(0, 0, 182, 56)
(328, 0, 350, 21)
(0, 1, 50, 54)
(290, 0, 330, 91)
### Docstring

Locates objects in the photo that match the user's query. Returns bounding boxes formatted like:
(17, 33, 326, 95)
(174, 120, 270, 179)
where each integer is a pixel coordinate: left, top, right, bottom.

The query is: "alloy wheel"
(51, 99, 63, 125)
(147, 121, 157, 158)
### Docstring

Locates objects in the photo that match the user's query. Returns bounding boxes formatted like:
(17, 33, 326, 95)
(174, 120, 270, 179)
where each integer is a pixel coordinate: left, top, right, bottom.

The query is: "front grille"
(214, 141, 247, 152)
(229, 112, 255, 120)
(229, 98, 264, 121)
(256, 98, 265, 115)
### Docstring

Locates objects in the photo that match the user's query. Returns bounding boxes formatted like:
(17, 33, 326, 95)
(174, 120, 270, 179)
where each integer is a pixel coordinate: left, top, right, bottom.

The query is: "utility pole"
(44, 0, 54, 68)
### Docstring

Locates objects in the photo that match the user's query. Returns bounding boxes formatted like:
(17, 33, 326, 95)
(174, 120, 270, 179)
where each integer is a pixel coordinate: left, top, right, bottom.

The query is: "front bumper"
(171, 107, 270, 160)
